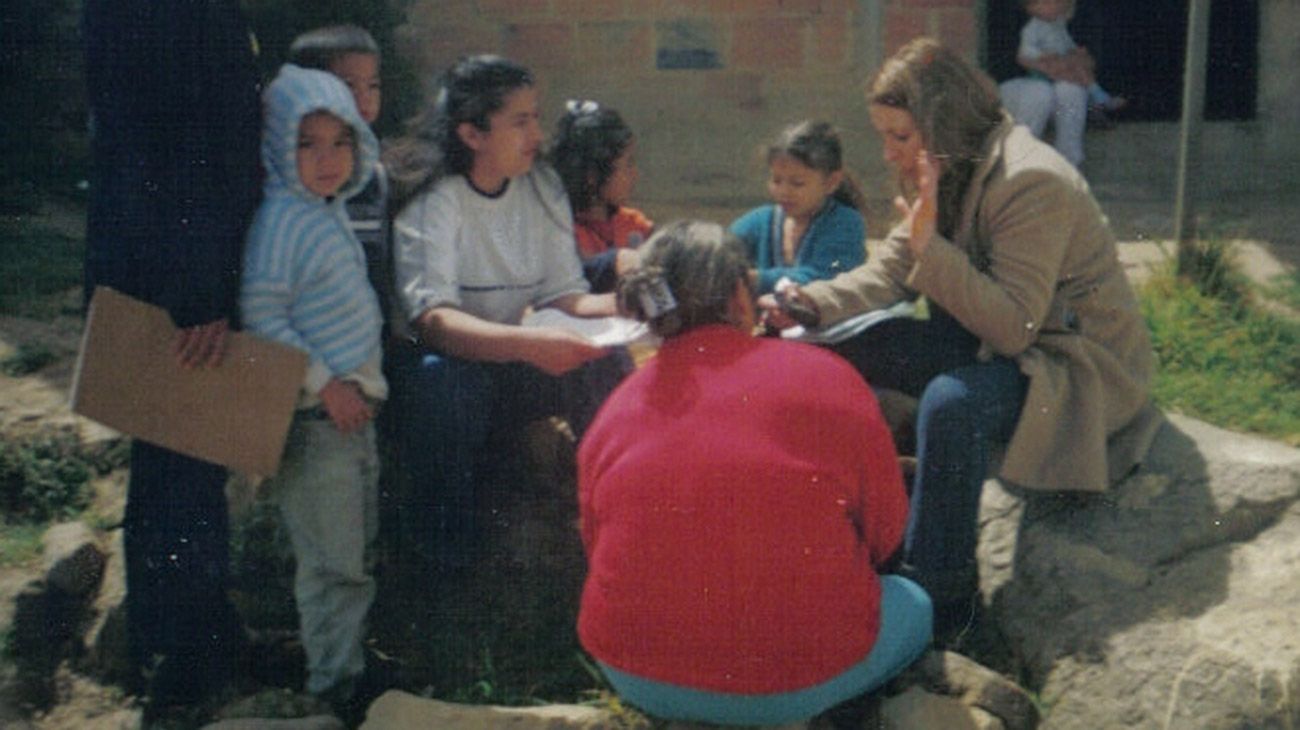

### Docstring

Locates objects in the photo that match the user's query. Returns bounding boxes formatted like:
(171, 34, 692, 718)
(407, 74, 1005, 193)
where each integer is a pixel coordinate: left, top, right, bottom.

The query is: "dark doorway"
(984, 0, 1258, 121)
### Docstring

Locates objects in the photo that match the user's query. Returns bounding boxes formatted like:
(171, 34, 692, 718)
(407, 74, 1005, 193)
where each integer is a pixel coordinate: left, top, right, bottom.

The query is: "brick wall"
(395, 0, 981, 218)
(883, 0, 978, 59)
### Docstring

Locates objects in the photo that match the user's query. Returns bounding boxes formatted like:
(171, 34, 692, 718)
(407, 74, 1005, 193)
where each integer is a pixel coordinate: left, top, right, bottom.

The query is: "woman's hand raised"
(894, 149, 940, 259)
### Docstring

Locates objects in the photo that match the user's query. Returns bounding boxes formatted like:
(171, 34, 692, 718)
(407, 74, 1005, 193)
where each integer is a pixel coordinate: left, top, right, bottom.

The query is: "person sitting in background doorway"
(999, 0, 1126, 166)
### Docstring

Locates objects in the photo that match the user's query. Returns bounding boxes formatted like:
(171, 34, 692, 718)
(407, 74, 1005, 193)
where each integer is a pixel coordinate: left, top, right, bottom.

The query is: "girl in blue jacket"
(730, 120, 868, 295)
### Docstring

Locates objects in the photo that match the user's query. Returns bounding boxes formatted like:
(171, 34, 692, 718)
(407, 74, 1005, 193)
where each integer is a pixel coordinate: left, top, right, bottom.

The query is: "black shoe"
(326, 646, 402, 728)
(1087, 105, 1117, 130)
(893, 561, 981, 648)
(816, 690, 883, 730)
(242, 627, 307, 691)
(933, 594, 983, 650)
(139, 652, 238, 726)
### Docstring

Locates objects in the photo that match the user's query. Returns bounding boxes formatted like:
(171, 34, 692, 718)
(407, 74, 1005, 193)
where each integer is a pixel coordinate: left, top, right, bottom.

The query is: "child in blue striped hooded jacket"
(239, 63, 385, 706)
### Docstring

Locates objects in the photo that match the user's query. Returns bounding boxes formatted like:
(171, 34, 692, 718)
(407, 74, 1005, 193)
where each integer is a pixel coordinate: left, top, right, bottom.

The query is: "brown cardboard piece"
(70, 287, 307, 477)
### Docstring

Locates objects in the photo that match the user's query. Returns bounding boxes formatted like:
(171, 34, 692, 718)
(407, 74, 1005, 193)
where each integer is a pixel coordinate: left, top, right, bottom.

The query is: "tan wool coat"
(802, 118, 1162, 493)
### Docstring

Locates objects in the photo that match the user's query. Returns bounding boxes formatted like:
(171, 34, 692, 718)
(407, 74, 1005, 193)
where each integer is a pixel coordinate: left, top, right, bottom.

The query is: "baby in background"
(1018, 0, 1126, 115)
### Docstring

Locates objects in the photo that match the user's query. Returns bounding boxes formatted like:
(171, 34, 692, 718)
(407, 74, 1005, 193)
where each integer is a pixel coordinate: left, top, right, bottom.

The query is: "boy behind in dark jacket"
(289, 25, 397, 337)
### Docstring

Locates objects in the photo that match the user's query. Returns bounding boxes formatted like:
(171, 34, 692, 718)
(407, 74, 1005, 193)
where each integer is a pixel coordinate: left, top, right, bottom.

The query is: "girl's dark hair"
(549, 100, 634, 213)
(767, 120, 866, 213)
(287, 25, 380, 70)
(868, 37, 1004, 238)
(384, 54, 534, 213)
(618, 220, 750, 338)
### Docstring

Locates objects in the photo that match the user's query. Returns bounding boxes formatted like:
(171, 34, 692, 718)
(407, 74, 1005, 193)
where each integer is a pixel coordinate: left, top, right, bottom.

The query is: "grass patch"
(1140, 242, 1300, 446)
(0, 217, 83, 319)
(1261, 271, 1300, 313)
(0, 522, 45, 567)
(384, 562, 596, 707)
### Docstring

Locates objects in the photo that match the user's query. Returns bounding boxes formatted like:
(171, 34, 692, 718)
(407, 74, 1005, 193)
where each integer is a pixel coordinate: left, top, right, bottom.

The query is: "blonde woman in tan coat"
(761, 37, 1162, 638)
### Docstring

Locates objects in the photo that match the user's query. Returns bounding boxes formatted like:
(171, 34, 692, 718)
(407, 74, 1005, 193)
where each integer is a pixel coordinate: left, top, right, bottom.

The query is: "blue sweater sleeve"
(729, 206, 773, 269)
(582, 249, 621, 294)
(756, 203, 866, 294)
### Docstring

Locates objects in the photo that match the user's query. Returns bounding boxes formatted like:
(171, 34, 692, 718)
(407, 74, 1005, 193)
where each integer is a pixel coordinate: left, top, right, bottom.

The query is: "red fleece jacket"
(577, 325, 907, 694)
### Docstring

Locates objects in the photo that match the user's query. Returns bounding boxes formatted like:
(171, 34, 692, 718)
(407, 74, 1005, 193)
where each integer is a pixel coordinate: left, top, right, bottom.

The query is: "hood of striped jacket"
(261, 63, 378, 202)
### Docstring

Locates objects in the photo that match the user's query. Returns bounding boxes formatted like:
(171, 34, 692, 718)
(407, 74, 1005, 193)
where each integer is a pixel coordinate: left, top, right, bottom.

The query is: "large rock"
(41, 520, 104, 597)
(881, 687, 1000, 730)
(979, 414, 1300, 729)
(83, 528, 130, 684)
(201, 717, 344, 730)
(360, 691, 616, 729)
(897, 651, 1038, 730)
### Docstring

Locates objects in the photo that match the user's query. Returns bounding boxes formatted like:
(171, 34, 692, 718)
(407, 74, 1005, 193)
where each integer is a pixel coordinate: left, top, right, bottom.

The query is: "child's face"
(766, 154, 841, 224)
(1026, 0, 1071, 22)
(296, 111, 355, 198)
(597, 141, 639, 209)
(460, 86, 543, 185)
(330, 52, 381, 125)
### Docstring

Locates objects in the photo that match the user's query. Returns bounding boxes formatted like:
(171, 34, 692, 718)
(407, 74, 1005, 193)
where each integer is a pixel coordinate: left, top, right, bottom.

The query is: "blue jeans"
(268, 415, 380, 696)
(598, 575, 932, 726)
(389, 343, 629, 568)
(832, 309, 1028, 603)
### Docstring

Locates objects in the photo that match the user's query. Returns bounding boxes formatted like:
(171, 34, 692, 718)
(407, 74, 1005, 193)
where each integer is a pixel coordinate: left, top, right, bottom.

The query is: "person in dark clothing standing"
(81, 0, 262, 707)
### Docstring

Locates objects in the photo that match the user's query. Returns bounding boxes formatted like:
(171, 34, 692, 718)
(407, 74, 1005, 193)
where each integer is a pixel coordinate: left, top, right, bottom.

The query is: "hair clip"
(636, 272, 677, 320)
(565, 99, 600, 116)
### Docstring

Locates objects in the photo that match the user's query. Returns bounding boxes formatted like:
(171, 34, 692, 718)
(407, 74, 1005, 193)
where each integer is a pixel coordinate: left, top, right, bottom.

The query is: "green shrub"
(1, 345, 58, 377)
(0, 428, 126, 524)
(0, 222, 84, 319)
(1174, 236, 1251, 307)
(0, 0, 87, 206)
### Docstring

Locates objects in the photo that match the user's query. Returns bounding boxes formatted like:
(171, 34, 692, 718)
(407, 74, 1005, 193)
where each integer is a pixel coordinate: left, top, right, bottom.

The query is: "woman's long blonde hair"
(868, 37, 1004, 238)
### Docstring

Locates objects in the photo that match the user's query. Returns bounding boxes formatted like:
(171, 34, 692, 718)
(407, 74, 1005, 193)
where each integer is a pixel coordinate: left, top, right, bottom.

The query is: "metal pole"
(1173, 0, 1212, 246)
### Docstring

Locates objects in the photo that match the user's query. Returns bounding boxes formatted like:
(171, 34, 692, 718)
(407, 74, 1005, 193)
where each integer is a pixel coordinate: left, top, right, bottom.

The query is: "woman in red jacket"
(577, 221, 932, 726)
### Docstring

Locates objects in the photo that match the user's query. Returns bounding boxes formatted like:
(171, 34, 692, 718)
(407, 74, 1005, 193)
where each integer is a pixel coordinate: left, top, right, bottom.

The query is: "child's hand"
(524, 328, 607, 376)
(759, 278, 821, 331)
(319, 378, 373, 434)
(894, 149, 939, 258)
(614, 248, 642, 277)
(757, 294, 795, 331)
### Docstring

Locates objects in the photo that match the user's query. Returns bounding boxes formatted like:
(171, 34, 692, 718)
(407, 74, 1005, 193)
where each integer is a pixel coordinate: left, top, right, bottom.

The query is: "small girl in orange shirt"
(550, 100, 653, 293)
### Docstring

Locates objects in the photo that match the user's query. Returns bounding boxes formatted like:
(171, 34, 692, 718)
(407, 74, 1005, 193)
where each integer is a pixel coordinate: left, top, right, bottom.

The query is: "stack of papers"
(520, 309, 652, 347)
(781, 299, 923, 345)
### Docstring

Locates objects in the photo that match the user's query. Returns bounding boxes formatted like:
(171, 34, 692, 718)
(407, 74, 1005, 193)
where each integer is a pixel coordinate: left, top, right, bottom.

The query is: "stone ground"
(0, 190, 1295, 729)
